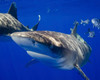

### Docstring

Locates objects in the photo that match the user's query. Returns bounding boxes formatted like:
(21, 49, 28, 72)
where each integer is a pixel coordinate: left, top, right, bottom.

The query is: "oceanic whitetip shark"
(0, 2, 40, 35)
(10, 22, 91, 80)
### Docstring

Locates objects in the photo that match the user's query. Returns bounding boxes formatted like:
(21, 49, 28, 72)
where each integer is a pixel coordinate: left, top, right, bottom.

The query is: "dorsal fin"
(8, 2, 18, 19)
(31, 15, 41, 31)
(71, 21, 79, 37)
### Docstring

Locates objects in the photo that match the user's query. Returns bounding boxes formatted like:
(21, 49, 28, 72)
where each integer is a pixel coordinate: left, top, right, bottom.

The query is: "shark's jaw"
(11, 36, 77, 70)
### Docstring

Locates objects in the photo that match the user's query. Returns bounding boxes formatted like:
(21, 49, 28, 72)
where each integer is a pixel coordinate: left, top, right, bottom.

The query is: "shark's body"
(0, 2, 40, 35)
(11, 22, 91, 80)
(0, 13, 29, 34)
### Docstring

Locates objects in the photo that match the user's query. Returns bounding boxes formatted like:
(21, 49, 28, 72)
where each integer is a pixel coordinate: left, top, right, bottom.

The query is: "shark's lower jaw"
(11, 36, 76, 70)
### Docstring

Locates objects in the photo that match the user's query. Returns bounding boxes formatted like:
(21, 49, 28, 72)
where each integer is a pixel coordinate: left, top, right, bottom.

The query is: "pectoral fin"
(25, 59, 38, 67)
(74, 64, 89, 80)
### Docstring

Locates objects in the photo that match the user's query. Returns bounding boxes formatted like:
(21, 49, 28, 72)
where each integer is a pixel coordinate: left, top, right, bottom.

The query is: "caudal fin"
(31, 15, 41, 31)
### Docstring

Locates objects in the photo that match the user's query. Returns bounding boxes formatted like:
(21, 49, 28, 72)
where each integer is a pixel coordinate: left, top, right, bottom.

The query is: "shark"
(0, 2, 40, 35)
(10, 22, 91, 80)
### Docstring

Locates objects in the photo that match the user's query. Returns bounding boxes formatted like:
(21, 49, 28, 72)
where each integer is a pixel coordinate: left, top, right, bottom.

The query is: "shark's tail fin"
(31, 15, 41, 31)
(8, 2, 18, 19)
(74, 64, 89, 80)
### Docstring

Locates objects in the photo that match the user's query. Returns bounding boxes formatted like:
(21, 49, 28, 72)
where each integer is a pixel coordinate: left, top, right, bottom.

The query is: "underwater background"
(0, 0, 100, 80)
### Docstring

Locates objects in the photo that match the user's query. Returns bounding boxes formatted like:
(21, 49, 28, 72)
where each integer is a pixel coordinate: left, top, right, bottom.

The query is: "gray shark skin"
(11, 22, 91, 80)
(0, 2, 40, 35)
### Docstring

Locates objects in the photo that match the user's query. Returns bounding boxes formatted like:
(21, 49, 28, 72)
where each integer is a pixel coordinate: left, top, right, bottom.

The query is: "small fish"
(91, 18, 100, 29)
(85, 28, 95, 38)
(88, 31, 95, 38)
(80, 19, 90, 26)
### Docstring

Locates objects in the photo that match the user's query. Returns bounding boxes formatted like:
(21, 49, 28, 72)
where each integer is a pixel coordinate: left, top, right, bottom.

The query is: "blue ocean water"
(0, 0, 100, 80)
